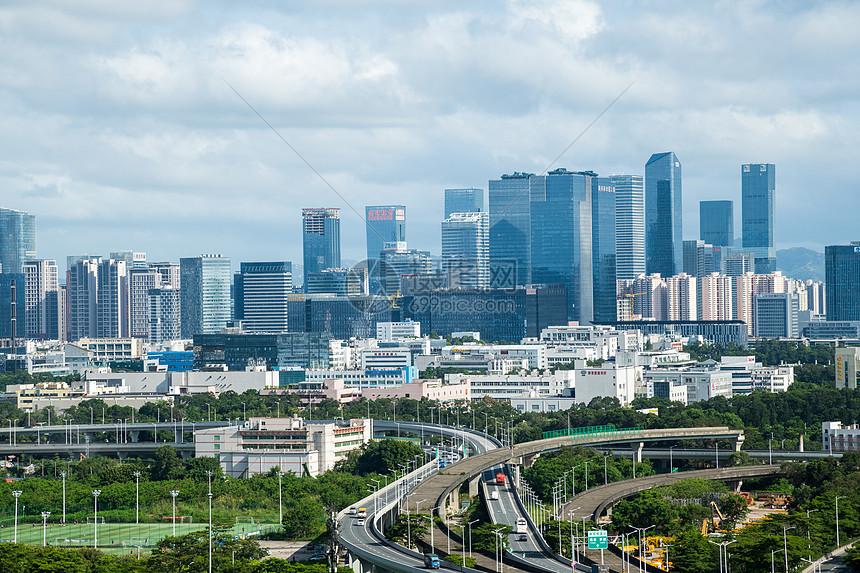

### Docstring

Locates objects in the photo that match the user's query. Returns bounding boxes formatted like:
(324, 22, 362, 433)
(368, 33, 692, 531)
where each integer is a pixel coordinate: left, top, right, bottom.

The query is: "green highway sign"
(587, 529, 608, 550)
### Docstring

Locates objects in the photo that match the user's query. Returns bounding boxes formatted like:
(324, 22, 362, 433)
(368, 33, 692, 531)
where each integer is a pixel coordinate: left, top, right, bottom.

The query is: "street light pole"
(278, 471, 284, 526)
(469, 519, 479, 560)
(12, 490, 22, 543)
(208, 491, 213, 573)
(60, 471, 66, 525)
(170, 490, 179, 537)
(92, 489, 101, 550)
(783, 525, 795, 573)
(41, 511, 50, 546)
(134, 471, 140, 524)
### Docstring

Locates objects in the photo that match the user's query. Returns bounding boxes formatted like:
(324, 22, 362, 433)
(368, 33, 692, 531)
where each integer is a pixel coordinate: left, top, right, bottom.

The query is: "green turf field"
(2, 520, 280, 548)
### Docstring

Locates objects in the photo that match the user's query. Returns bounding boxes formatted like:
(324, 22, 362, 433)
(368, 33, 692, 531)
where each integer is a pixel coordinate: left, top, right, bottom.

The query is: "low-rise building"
(76, 337, 145, 362)
(510, 396, 577, 413)
(194, 417, 372, 477)
(448, 371, 574, 401)
(822, 421, 860, 453)
(376, 321, 421, 341)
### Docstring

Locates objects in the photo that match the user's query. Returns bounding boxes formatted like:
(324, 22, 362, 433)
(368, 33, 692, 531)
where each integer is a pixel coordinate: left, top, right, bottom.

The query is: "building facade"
(234, 262, 292, 333)
(441, 211, 490, 288)
(0, 207, 36, 274)
(754, 292, 799, 338)
(23, 260, 60, 340)
(611, 174, 646, 281)
(741, 163, 776, 273)
(179, 255, 231, 337)
(826, 243, 860, 321)
(66, 257, 129, 340)
(700, 200, 734, 247)
(444, 188, 485, 218)
(148, 285, 181, 344)
(645, 152, 682, 277)
(302, 208, 341, 278)
(489, 172, 533, 286)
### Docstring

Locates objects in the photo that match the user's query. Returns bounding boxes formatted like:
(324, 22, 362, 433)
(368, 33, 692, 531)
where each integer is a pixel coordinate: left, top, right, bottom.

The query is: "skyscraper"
(129, 267, 162, 339)
(611, 174, 645, 281)
(0, 274, 25, 339)
(529, 169, 593, 322)
(365, 205, 406, 262)
(682, 240, 716, 277)
(592, 177, 616, 322)
(444, 188, 485, 219)
(180, 255, 231, 337)
(234, 262, 292, 333)
(23, 259, 59, 340)
(489, 172, 533, 286)
(379, 243, 432, 295)
(0, 207, 36, 274)
(825, 243, 860, 321)
(742, 163, 776, 273)
(645, 152, 682, 277)
(441, 212, 489, 288)
(302, 208, 341, 278)
(700, 200, 734, 247)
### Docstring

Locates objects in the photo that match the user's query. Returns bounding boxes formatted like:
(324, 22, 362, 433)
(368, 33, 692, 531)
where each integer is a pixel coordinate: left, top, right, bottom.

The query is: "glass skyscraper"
(700, 200, 734, 247)
(489, 173, 533, 286)
(530, 169, 593, 322)
(742, 163, 776, 273)
(592, 177, 617, 322)
(825, 243, 860, 321)
(180, 255, 231, 337)
(365, 205, 406, 262)
(610, 174, 645, 280)
(302, 208, 341, 278)
(645, 152, 682, 277)
(441, 211, 489, 288)
(0, 207, 36, 274)
(444, 188, 485, 219)
(234, 262, 293, 333)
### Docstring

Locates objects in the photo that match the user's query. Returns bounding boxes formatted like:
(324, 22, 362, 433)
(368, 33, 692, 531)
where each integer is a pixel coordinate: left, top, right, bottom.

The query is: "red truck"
(496, 472, 506, 485)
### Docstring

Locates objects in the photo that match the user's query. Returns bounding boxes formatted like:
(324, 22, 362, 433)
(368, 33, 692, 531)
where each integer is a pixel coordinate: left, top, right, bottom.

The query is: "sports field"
(2, 519, 280, 549)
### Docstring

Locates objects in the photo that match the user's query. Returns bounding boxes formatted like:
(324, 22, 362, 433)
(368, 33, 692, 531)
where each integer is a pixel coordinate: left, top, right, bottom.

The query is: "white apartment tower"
(22, 260, 60, 340)
(698, 273, 734, 320)
(667, 273, 697, 321)
(611, 175, 646, 281)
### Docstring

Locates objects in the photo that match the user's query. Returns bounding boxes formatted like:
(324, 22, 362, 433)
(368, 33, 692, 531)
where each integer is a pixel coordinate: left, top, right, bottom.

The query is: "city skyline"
(1, 2, 857, 268)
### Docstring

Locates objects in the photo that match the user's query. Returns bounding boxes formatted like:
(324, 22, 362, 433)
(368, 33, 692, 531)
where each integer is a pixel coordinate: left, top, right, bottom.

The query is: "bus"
(515, 518, 528, 534)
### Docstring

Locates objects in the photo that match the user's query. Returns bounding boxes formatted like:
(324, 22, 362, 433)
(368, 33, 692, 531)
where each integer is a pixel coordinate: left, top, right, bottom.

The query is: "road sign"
(587, 530, 608, 550)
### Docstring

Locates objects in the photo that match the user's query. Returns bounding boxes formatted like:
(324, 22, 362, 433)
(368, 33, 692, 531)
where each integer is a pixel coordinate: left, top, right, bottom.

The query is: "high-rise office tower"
(180, 255, 231, 337)
(682, 240, 716, 277)
(742, 163, 776, 273)
(530, 169, 594, 322)
(148, 285, 181, 344)
(23, 259, 59, 340)
(489, 172, 533, 286)
(444, 188, 485, 219)
(825, 243, 860, 321)
(66, 257, 128, 340)
(441, 212, 489, 288)
(365, 205, 406, 262)
(302, 208, 341, 278)
(378, 243, 432, 295)
(110, 251, 147, 268)
(0, 273, 25, 339)
(645, 152, 682, 277)
(700, 200, 734, 247)
(611, 174, 645, 281)
(0, 207, 36, 273)
(592, 177, 617, 322)
(234, 262, 292, 333)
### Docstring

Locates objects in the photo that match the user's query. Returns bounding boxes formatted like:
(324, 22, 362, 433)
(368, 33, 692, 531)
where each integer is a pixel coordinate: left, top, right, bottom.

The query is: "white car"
(356, 518, 366, 526)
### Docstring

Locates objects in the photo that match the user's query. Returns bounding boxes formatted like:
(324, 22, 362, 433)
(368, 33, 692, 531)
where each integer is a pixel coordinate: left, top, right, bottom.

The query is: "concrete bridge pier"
(468, 475, 481, 497)
(523, 452, 541, 468)
(129, 431, 140, 443)
(734, 435, 745, 452)
(117, 450, 128, 461)
(631, 442, 644, 463)
(180, 449, 193, 460)
(349, 554, 376, 573)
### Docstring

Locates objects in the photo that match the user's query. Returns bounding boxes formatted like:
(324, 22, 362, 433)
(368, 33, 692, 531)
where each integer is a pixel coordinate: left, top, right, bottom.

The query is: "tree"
(348, 439, 424, 476)
(282, 495, 326, 539)
(670, 527, 717, 573)
(147, 530, 265, 573)
(151, 445, 185, 481)
(718, 494, 751, 529)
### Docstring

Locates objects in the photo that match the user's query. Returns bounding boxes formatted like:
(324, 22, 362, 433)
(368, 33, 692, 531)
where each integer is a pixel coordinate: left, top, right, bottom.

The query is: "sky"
(2, 0, 858, 275)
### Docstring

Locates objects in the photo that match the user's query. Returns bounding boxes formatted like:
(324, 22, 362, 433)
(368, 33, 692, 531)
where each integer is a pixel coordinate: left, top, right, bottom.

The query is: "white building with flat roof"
(442, 344, 547, 370)
(195, 417, 371, 477)
(572, 363, 640, 407)
(376, 321, 421, 341)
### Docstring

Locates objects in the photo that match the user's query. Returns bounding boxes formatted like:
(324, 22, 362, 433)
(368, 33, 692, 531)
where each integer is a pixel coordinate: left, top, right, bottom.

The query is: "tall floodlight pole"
(134, 471, 141, 524)
(12, 490, 22, 543)
(836, 496, 846, 547)
(41, 511, 50, 546)
(170, 490, 180, 536)
(92, 489, 101, 549)
(60, 471, 66, 525)
(278, 471, 284, 526)
(208, 491, 214, 573)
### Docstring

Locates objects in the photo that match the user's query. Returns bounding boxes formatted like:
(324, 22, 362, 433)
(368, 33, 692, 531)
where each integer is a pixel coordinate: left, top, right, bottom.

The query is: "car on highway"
(517, 534, 527, 542)
(356, 518, 366, 526)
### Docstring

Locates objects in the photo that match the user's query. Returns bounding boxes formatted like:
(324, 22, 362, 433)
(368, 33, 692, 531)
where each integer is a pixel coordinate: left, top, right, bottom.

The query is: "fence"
(542, 425, 645, 440)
